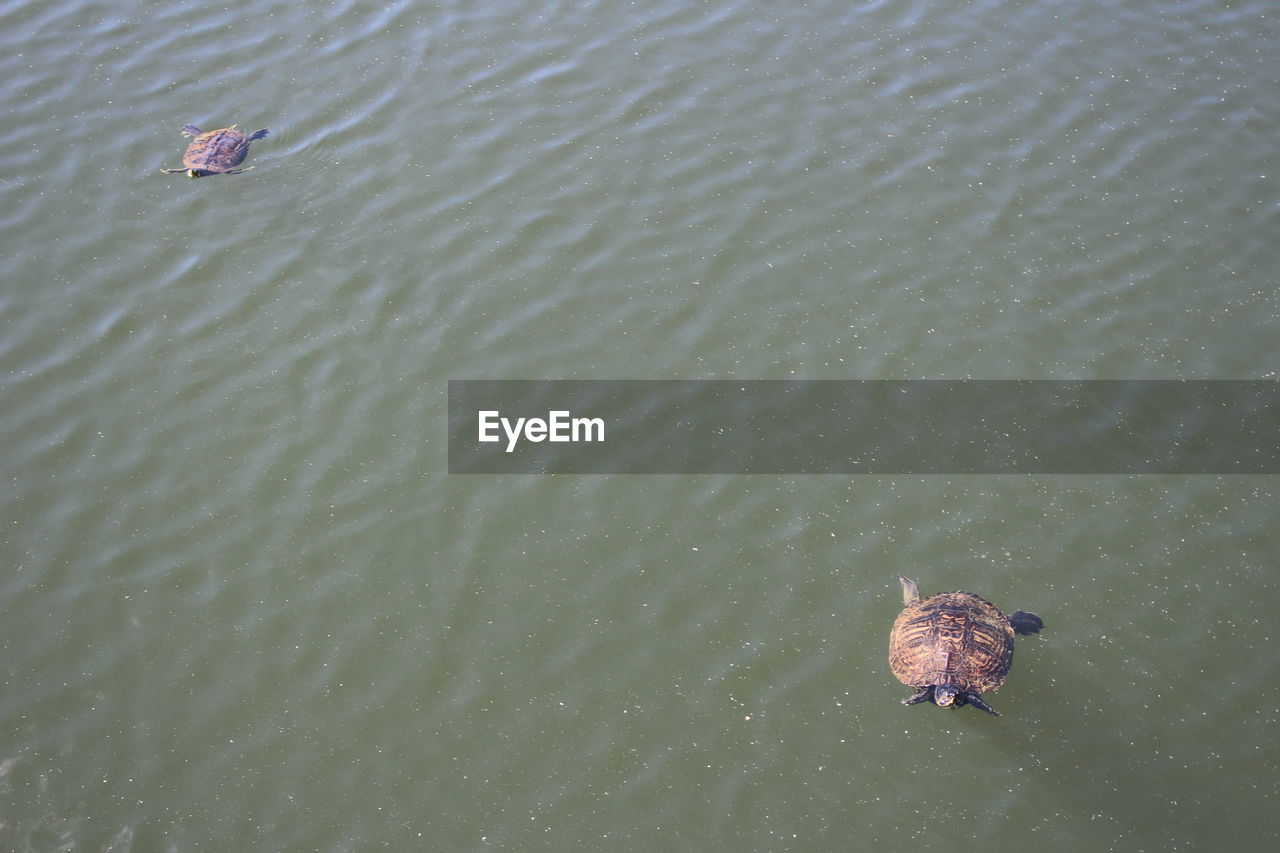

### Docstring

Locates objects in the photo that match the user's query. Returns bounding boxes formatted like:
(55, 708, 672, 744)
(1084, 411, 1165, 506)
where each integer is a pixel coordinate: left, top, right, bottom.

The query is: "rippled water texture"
(2, 0, 1279, 850)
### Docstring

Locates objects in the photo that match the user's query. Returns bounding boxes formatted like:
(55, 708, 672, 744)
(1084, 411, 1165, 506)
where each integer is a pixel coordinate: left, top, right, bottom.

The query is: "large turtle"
(888, 576, 1042, 716)
(161, 124, 268, 178)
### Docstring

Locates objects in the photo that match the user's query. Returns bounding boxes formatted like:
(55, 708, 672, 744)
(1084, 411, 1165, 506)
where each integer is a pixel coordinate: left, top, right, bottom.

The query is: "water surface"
(2, 0, 1279, 850)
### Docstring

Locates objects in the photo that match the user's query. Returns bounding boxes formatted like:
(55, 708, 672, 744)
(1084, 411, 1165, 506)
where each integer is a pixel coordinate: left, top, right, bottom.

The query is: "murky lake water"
(3, 0, 1279, 850)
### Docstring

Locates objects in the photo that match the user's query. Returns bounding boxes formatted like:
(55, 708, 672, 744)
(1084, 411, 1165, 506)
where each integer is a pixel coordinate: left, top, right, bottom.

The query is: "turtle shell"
(888, 590, 1015, 695)
(182, 126, 258, 174)
(163, 124, 268, 179)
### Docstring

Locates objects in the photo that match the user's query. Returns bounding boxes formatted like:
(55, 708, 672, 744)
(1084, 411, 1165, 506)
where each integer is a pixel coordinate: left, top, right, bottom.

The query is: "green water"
(2, 0, 1278, 850)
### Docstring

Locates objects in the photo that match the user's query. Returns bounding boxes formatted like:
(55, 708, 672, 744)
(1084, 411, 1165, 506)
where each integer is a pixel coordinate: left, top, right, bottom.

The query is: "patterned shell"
(183, 127, 254, 173)
(888, 591, 1016, 694)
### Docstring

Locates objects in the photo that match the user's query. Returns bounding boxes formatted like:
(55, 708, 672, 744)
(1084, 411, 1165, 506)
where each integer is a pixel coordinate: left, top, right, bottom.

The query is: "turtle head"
(934, 685, 962, 707)
(187, 169, 204, 179)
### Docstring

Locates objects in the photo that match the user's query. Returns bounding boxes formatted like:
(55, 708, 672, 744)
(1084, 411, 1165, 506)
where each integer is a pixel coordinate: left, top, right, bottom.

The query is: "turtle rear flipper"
(1009, 610, 1043, 635)
(897, 576, 920, 606)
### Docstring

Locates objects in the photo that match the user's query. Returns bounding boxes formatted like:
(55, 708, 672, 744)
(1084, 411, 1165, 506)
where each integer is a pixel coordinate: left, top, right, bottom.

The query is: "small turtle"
(888, 576, 1042, 716)
(161, 124, 268, 178)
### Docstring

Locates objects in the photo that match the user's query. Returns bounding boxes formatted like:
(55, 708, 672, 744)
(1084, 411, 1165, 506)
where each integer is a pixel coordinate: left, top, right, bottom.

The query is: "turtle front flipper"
(160, 167, 186, 173)
(964, 692, 1000, 716)
(248, 129, 269, 141)
(1009, 610, 1044, 635)
(903, 686, 932, 706)
(898, 576, 920, 606)
(181, 125, 202, 137)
